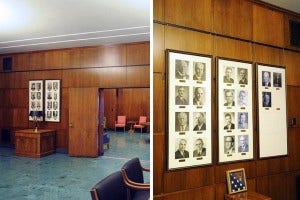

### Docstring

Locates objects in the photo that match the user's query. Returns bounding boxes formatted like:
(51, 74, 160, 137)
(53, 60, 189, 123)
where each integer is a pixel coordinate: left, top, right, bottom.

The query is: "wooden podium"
(15, 129, 56, 158)
(225, 191, 271, 200)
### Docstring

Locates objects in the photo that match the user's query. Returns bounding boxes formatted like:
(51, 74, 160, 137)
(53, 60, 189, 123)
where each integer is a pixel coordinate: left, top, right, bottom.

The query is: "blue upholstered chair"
(90, 171, 127, 200)
(103, 132, 110, 149)
(121, 158, 150, 200)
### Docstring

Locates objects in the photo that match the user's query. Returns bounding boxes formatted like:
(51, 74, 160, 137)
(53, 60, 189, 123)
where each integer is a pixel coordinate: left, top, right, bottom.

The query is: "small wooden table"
(225, 191, 271, 200)
(127, 121, 137, 133)
(15, 129, 56, 158)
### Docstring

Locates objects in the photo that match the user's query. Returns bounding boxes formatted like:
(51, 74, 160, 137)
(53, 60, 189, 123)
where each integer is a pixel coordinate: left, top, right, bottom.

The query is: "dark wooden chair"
(121, 157, 150, 200)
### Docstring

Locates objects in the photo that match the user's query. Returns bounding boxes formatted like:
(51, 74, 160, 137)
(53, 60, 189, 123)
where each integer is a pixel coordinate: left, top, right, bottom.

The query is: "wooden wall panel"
(256, 173, 288, 200)
(253, 5, 284, 47)
(153, 0, 164, 21)
(287, 86, 300, 128)
(153, 73, 165, 134)
(153, 23, 165, 73)
(126, 42, 150, 66)
(62, 67, 127, 88)
(165, 0, 212, 32)
(288, 128, 300, 171)
(44, 50, 62, 69)
(56, 129, 68, 149)
(62, 48, 81, 69)
(81, 47, 100, 68)
(118, 88, 150, 122)
(165, 26, 212, 56)
(12, 108, 28, 128)
(214, 36, 252, 61)
(164, 167, 214, 193)
(285, 50, 300, 86)
(99, 45, 126, 67)
(103, 89, 117, 129)
(154, 134, 165, 195)
(253, 44, 284, 66)
(213, 0, 253, 40)
(126, 66, 150, 87)
(9, 89, 28, 108)
(13, 53, 30, 71)
(9, 72, 28, 89)
(29, 52, 45, 70)
(256, 157, 289, 177)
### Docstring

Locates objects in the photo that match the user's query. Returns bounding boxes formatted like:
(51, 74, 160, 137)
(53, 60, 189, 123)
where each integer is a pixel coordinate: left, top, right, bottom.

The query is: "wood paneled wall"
(153, 0, 300, 199)
(0, 42, 150, 149)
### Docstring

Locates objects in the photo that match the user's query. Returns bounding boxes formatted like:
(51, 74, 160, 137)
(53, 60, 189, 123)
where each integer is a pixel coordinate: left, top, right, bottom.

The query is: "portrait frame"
(217, 57, 254, 163)
(166, 49, 212, 170)
(45, 79, 61, 122)
(256, 64, 288, 159)
(226, 168, 247, 194)
(29, 80, 44, 121)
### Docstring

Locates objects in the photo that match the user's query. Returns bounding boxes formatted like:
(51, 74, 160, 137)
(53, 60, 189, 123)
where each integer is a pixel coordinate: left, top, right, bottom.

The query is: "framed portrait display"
(257, 64, 287, 158)
(217, 58, 253, 163)
(29, 80, 44, 121)
(166, 49, 212, 170)
(45, 80, 61, 122)
(226, 168, 247, 194)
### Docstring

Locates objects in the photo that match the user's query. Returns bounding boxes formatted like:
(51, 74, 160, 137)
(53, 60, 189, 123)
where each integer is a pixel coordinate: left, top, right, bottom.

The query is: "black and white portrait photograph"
(193, 87, 205, 106)
(175, 59, 189, 79)
(193, 112, 206, 131)
(262, 92, 271, 107)
(223, 66, 234, 83)
(238, 112, 248, 129)
(238, 68, 248, 85)
(218, 58, 253, 163)
(237, 90, 247, 107)
(175, 138, 189, 159)
(224, 112, 235, 130)
(262, 71, 271, 87)
(175, 86, 189, 105)
(175, 112, 189, 132)
(224, 89, 235, 107)
(193, 138, 206, 157)
(193, 62, 206, 81)
(167, 50, 212, 170)
(273, 72, 282, 87)
(238, 135, 249, 153)
(224, 136, 235, 154)
(257, 64, 287, 158)
(45, 80, 61, 122)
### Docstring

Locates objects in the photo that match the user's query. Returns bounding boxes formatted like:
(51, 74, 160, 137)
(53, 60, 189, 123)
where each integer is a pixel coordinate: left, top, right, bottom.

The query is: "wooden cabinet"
(225, 191, 271, 200)
(15, 129, 56, 158)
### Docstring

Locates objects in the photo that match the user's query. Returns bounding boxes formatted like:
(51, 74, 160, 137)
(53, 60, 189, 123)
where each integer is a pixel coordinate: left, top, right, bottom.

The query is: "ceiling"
(0, 1, 299, 55)
(0, 0, 150, 54)
(261, 0, 300, 14)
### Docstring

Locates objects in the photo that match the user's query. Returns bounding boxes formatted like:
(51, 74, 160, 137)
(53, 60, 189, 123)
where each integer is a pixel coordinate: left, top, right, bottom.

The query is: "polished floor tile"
(0, 131, 150, 200)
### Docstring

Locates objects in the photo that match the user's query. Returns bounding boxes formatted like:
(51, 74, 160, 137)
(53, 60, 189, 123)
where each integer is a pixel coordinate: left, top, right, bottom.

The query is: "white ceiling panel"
(0, 0, 150, 54)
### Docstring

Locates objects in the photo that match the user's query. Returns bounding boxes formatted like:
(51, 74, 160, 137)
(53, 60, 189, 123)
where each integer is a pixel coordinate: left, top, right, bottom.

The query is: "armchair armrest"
(121, 169, 150, 190)
(142, 166, 150, 172)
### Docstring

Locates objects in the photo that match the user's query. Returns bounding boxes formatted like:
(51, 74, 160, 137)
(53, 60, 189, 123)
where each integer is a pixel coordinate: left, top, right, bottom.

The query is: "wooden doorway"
(69, 87, 102, 157)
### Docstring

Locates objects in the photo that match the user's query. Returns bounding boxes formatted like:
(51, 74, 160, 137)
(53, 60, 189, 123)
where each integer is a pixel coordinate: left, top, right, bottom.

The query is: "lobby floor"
(0, 131, 150, 200)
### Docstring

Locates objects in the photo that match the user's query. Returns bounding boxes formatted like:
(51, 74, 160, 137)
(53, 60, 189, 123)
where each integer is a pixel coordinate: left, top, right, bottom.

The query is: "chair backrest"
(117, 116, 126, 124)
(122, 157, 144, 184)
(90, 171, 127, 200)
(139, 116, 147, 124)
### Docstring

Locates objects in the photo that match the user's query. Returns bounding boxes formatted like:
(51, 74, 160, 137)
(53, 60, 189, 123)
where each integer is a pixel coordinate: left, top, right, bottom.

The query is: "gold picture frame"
(226, 168, 247, 194)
